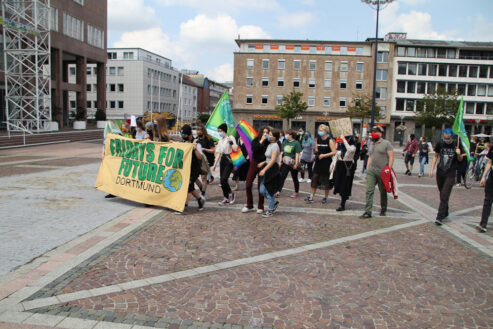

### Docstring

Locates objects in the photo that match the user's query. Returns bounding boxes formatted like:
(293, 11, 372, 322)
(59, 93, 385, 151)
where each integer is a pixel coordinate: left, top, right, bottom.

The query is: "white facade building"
(69, 48, 198, 121)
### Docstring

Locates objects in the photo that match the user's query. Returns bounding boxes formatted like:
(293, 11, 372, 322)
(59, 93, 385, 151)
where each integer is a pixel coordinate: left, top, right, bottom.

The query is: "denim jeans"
(419, 156, 427, 175)
(259, 177, 276, 211)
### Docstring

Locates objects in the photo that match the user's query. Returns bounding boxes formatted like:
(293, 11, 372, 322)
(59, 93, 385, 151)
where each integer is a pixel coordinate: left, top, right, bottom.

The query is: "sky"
(107, 0, 493, 83)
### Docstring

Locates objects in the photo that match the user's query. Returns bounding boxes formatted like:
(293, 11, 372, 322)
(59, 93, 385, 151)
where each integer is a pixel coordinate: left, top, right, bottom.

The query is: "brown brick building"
(233, 39, 394, 135)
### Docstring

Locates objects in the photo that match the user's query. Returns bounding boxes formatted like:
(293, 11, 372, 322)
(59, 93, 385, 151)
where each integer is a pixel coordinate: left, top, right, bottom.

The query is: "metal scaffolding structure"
(2, 0, 51, 134)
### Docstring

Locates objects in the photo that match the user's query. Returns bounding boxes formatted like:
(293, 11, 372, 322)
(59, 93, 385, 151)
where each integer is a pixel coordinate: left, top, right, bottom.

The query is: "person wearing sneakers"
(258, 129, 282, 217)
(402, 134, 418, 176)
(360, 126, 394, 219)
(213, 123, 238, 206)
(418, 136, 430, 177)
(278, 129, 302, 198)
(333, 135, 357, 212)
(429, 129, 464, 225)
(478, 145, 493, 233)
(174, 125, 206, 214)
(299, 132, 315, 183)
(305, 124, 336, 204)
(242, 126, 270, 214)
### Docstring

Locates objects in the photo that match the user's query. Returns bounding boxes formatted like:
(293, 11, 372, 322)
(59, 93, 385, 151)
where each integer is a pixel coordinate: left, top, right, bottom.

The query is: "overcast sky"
(107, 0, 493, 82)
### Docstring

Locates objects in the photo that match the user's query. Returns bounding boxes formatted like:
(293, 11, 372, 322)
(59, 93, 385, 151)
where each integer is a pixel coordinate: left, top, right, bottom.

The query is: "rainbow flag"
(236, 119, 258, 160)
(230, 147, 246, 170)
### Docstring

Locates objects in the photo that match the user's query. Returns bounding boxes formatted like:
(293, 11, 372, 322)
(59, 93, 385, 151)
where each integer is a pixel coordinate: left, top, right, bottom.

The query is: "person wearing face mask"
(242, 126, 270, 213)
(402, 134, 419, 176)
(144, 121, 154, 140)
(299, 132, 315, 183)
(429, 128, 464, 225)
(305, 124, 337, 204)
(418, 136, 431, 177)
(297, 128, 305, 144)
(195, 125, 215, 196)
(278, 129, 302, 197)
(257, 129, 282, 217)
(333, 135, 357, 211)
(174, 125, 206, 214)
(213, 123, 238, 205)
(360, 132, 371, 174)
(360, 126, 394, 219)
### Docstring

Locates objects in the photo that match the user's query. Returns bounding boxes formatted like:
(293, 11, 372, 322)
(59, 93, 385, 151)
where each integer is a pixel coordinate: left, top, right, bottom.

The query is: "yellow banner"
(95, 134, 192, 212)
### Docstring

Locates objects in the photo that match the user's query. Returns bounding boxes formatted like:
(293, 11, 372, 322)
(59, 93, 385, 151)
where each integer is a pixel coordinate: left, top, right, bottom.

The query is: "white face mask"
(219, 132, 225, 138)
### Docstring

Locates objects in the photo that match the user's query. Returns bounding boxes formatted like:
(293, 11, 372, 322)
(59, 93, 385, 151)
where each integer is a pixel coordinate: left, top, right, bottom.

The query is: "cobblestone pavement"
(0, 143, 492, 329)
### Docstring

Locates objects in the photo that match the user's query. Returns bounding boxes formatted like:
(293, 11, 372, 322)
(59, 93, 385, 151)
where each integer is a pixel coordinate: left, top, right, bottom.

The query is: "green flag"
(205, 91, 236, 141)
(452, 96, 474, 162)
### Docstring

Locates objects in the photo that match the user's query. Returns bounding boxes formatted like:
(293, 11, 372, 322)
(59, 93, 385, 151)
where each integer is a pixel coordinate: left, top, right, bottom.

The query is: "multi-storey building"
(0, 0, 107, 129)
(188, 75, 230, 114)
(233, 38, 393, 134)
(69, 48, 196, 121)
(390, 37, 493, 141)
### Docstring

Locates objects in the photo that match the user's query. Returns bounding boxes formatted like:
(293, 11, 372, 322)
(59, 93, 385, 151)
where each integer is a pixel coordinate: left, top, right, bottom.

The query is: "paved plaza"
(0, 142, 492, 328)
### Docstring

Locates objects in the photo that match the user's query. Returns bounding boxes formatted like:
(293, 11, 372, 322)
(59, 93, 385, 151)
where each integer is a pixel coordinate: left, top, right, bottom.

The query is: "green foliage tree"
(275, 90, 308, 129)
(197, 113, 210, 124)
(95, 108, 106, 121)
(415, 86, 459, 141)
(346, 95, 383, 127)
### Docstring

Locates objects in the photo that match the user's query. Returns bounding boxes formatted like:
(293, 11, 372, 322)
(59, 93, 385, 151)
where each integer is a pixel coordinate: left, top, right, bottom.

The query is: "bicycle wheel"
(464, 166, 475, 189)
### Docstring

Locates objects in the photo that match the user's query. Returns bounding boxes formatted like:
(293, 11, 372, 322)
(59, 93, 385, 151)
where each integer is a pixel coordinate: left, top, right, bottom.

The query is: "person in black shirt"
(429, 129, 464, 225)
(242, 126, 270, 213)
(478, 146, 493, 232)
(195, 125, 215, 196)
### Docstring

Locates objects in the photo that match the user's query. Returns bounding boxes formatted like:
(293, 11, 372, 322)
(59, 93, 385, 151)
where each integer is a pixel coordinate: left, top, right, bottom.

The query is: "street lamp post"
(361, 0, 394, 131)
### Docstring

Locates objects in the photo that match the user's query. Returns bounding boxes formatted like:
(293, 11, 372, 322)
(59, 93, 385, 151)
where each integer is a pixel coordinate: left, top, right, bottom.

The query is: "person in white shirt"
(213, 123, 238, 205)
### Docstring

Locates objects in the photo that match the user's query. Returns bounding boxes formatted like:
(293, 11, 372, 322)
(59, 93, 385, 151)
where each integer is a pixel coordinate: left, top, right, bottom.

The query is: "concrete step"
(0, 129, 104, 148)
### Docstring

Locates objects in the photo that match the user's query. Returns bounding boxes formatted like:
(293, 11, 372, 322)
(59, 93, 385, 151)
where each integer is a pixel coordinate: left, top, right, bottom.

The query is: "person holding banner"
(175, 125, 206, 214)
(305, 124, 336, 204)
(429, 129, 464, 225)
(333, 135, 357, 211)
(214, 123, 238, 205)
(478, 146, 493, 233)
(153, 116, 170, 142)
(258, 129, 282, 217)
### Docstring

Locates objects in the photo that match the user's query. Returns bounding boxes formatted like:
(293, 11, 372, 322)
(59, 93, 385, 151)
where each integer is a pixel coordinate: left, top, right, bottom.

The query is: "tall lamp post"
(361, 0, 394, 131)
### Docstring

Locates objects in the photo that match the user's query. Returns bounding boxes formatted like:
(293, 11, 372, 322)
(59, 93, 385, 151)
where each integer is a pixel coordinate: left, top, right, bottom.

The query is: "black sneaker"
(197, 196, 205, 211)
(407, 172, 412, 176)
(262, 210, 274, 218)
(405, 169, 410, 175)
(435, 218, 443, 226)
(380, 211, 386, 216)
(273, 201, 279, 213)
(336, 206, 345, 212)
(359, 213, 372, 219)
(105, 194, 116, 198)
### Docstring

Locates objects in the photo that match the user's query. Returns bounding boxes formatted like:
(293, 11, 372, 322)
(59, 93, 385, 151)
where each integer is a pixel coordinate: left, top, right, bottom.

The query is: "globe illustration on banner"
(163, 169, 182, 192)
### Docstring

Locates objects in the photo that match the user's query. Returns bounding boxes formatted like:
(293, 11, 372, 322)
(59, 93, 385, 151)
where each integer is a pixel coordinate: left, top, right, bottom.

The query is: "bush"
(95, 108, 106, 121)
(75, 107, 87, 121)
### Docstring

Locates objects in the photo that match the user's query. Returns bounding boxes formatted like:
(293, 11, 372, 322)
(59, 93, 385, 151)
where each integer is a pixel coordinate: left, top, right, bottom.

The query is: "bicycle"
(464, 156, 485, 189)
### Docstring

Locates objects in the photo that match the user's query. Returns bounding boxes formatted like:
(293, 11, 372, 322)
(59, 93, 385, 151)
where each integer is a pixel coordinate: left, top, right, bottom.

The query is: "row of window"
(147, 69, 177, 83)
(397, 80, 493, 97)
(87, 25, 104, 49)
(246, 44, 365, 56)
(69, 100, 122, 110)
(396, 46, 493, 61)
(245, 95, 352, 108)
(396, 98, 493, 115)
(147, 85, 177, 97)
(398, 62, 493, 79)
(108, 52, 135, 60)
(249, 58, 366, 72)
(147, 102, 177, 112)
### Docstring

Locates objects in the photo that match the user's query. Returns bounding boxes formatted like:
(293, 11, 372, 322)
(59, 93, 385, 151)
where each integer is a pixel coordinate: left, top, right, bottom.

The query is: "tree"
(275, 90, 308, 129)
(415, 86, 459, 141)
(197, 113, 210, 124)
(346, 95, 383, 128)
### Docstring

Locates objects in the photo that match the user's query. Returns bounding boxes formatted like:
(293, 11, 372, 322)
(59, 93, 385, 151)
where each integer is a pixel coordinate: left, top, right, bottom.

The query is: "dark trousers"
(436, 174, 455, 219)
(480, 176, 493, 228)
(220, 155, 233, 198)
(300, 160, 313, 180)
(279, 163, 299, 193)
(456, 160, 468, 184)
(245, 160, 265, 210)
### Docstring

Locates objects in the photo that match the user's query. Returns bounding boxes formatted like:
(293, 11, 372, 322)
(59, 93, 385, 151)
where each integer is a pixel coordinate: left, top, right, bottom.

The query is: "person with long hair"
(195, 125, 215, 195)
(278, 129, 302, 198)
(213, 123, 238, 205)
(153, 116, 170, 142)
(258, 128, 282, 217)
(299, 131, 315, 183)
(333, 135, 357, 211)
(135, 120, 147, 140)
(305, 124, 336, 204)
(242, 126, 270, 213)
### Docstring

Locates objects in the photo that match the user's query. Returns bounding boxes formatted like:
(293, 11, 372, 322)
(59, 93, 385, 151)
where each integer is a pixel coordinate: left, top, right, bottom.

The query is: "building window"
(294, 60, 301, 70)
(407, 64, 416, 75)
(407, 81, 416, 93)
(437, 48, 446, 58)
(117, 67, 124, 76)
(118, 84, 124, 92)
(469, 66, 478, 78)
(418, 64, 427, 76)
(278, 59, 285, 70)
(356, 62, 364, 72)
(407, 47, 416, 57)
(376, 87, 387, 99)
(479, 66, 489, 78)
(323, 97, 330, 107)
(277, 95, 283, 106)
(339, 97, 346, 107)
(438, 64, 447, 76)
(476, 103, 485, 115)
(309, 60, 316, 70)
(324, 61, 332, 71)
(93, 83, 97, 91)
(277, 78, 284, 87)
(70, 100, 76, 109)
(458, 65, 467, 77)
(488, 85, 493, 97)
(109, 67, 116, 76)
(88, 24, 104, 48)
(308, 96, 315, 107)
(449, 65, 458, 77)
(93, 101, 97, 108)
(429, 64, 437, 76)
(262, 78, 269, 87)
(417, 48, 426, 57)
(246, 95, 253, 104)
(107, 52, 116, 60)
(355, 81, 363, 90)
(398, 63, 406, 75)
(340, 79, 347, 89)
(247, 59, 254, 69)
(397, 47, 406, 56)
(261, 95, 268, 104)
(293, 78, 300, 88)
(86, 84, 91, 92)
(262, 59, 269, 70)
(468, 84, 477, 96)
(397, 81, 405, 93)
(246, 77, 253, 87)
(340, 61, 348, 72)
(376, 69, 388, 81)
(447, 49, 456, 59)
(477, 85, 486, 96)
(248, 44, 255, 52)
(63, 13, 84, 41)
(50, 7, 58, 31)
(69, 67, 76, 75)
(417, 82, 426, 94)
(86, 101, 91, 108)
(123, 52, 134, 59)
(427, 48, 436, 58)
(110, 101, 115, 109)
(406, 100, 415, 112)
(309, 78, 316, 88)
(324, 79, 332, 89)
(118, 101, 124, 109)
(73, 0, 84, 4)
(466, 103, 475, 114)
(377, 52, 388, 63)
(457, 84, 466, 95)
(109, 84, 116, 92)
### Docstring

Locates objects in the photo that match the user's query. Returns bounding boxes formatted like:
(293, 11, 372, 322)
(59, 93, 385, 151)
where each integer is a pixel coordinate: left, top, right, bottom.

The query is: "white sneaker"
(242, 207, 255, 213)
(229, 193, 236, 205)
(307, 179, 311, 183)
(257, 209, 264, 214)
(299, 178, 305, 183)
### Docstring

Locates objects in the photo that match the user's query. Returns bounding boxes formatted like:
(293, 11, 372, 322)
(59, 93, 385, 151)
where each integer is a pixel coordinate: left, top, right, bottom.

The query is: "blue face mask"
(219, 132, 225, 138)
(318, 131, 325, 137)
(268, 136, 275, 142)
